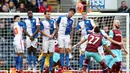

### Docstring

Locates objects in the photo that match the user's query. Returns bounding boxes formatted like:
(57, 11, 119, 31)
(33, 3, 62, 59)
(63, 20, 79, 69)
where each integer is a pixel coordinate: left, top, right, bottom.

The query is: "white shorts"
(42, 40, 55, 53)
(80, 36, 87, 52)
(13, 39, 24, 53)
(58, 35, 71, 49)
(26, 37, 38, 49)
(98, 46, 105, 59)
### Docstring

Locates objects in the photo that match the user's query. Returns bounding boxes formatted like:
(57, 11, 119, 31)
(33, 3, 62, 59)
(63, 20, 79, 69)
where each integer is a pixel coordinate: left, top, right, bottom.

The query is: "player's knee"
(49, 52, 53, 56)
(60, 48, 64, 53)
(65, 49, 70, 54)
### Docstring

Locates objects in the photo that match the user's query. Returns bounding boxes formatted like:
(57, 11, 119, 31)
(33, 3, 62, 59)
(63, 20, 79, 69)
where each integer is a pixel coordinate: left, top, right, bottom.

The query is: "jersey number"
(88, 35, 100, 44)
(14, 28, 18, 34)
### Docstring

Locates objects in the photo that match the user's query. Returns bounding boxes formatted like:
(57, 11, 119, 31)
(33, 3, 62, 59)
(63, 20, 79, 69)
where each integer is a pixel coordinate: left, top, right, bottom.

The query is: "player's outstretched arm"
(71, 38, 86, 51)
(104, 34, 122, 45)
(103, 45, 116, 58)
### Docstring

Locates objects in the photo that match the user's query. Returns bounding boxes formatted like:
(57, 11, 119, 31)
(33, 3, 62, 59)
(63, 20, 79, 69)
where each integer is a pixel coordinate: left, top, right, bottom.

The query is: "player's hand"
(30, 36, 34, 41)
(48, 35, 53, 40)
(70, 45, 76, 51)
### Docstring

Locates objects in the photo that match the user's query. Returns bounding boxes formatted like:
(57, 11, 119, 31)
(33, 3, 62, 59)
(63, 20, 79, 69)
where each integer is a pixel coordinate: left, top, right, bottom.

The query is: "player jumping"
(71, 26, 116, 73)
(56, 8, 76, 70)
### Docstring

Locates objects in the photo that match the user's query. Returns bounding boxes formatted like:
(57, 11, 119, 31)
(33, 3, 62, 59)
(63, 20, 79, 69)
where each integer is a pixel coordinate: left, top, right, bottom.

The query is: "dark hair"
(69, 8, 76, 13)
(44, 10, 50, 15)
(121, 1, 126, 4)
(94, 26, 100, 33)
(14, 15, 20, 20)
(43, 0, 47, 2)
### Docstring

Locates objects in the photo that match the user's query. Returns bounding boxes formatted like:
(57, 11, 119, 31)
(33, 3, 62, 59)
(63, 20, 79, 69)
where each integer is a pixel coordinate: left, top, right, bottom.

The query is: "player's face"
(15, 17, 20, 22)
(82, 13, 87, 20)
(45, 12, 51, 19)
(68, 11, 75, 18)
(28, 11, 33, 19)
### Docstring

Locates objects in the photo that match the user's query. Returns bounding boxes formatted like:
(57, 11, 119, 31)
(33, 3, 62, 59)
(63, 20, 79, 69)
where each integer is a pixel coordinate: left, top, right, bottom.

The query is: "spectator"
(4, 0, 9, 6)
(117, 1, 130, 13)
(1, 5, 9, 12)
(17, 3, 27, 12)
(76, 0, 91, 13)
(8, 1, 16, 12)
(28, 0, 39, 12)
(39, 0, 52, 13)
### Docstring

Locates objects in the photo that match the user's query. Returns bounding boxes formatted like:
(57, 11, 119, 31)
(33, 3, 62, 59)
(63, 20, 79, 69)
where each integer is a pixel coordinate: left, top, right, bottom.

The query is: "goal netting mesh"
(0, 13, 129, 73)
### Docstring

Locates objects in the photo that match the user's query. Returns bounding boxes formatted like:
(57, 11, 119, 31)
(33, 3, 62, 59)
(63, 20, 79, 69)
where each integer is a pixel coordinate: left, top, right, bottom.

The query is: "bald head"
(113, 20, 120, 29)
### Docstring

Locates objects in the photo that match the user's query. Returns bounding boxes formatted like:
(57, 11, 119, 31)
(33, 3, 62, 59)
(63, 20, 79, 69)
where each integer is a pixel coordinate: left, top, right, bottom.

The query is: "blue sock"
(19, 56, 23, 70)
(79, 55, 85, 68)
(41, 56, 45, 70)
(65, 54, 69, 67)
(60, 53, 64, 67)
(15, 56, 19, 70)
(32, 55, 36, 68)
(28, 54, 32, 68)
(49, 56, 53, 71)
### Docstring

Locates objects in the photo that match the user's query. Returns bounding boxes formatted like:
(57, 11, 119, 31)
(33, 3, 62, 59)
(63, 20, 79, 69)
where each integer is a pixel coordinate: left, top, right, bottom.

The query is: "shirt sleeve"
(109, 30, 114, 38)
(40, 21, 44, 30)
(18, 22, 23, 26)
(36, 18, 40, 25)
(101, 30, 107, 36)
(22, 21, 27, 29)
(76, 22, 81, 30)
(56, 16, 61, 25)
(102, 37, 107, 45)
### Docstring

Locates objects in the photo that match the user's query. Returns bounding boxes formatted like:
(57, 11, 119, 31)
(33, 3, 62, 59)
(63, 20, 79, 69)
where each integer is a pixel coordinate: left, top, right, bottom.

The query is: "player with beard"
(23, 11, 40, 72)
(106, 20, 128, 73)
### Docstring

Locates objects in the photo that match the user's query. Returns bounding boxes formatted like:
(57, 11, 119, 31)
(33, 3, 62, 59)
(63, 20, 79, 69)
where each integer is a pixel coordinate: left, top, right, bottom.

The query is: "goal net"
(0, 13, 129, 73)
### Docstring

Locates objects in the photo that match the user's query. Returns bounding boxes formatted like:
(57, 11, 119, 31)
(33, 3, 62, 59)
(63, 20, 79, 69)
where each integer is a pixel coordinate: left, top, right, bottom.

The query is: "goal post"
(0, 13, 129, 73)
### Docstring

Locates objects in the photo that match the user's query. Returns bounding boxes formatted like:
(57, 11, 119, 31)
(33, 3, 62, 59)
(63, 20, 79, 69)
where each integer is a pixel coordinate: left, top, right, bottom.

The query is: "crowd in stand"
(0, 0, 52, 13)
